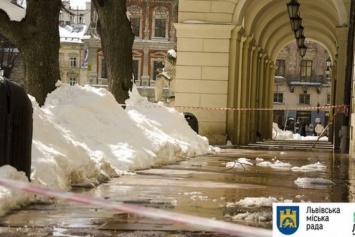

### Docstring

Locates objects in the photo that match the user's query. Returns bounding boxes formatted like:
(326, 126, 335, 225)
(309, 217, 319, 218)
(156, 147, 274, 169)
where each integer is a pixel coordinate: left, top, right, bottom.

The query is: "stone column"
(328, 64, 337, 143)
(174, 23, 235, 145)
(227, 26, 245, 144)
(257, 54, 266, 137)
(249, 47, 261, 142)
(261, 59, 271, 138)
(239, 37, 255, 145)
(266, 63, 276, 139)
(333, 27, 348, 152)
(141, 47, 150, 86)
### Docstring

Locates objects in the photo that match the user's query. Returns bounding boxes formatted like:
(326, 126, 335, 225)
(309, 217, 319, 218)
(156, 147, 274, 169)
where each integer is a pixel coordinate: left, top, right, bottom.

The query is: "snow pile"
(0, 82, 213, 216)
(273, 122, 328, 141)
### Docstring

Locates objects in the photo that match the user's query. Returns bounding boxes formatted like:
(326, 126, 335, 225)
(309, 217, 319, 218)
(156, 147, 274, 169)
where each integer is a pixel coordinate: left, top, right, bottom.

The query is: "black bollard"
(0, 77, 33, 180)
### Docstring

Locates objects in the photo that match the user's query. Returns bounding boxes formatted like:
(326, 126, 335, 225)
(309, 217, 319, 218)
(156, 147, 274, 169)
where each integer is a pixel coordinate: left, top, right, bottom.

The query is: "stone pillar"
(333, 27, 348, 152)
(141, 47, 150, 86)
(174, 23, 236, 145)
(227, 26, 245, 145)
(266, 63, 276, 139)
(328, 64, 337, 144)
(257, 54, 266, 138)
(239, 37, 255, 145)
(249, 47, 261, 142)
(261, 59, 271, 138)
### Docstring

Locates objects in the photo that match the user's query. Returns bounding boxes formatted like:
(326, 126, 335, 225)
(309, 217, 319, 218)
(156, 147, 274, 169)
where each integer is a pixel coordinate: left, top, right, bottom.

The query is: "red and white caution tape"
(0, 178, 272, 237)
(123, 103, 349, 112)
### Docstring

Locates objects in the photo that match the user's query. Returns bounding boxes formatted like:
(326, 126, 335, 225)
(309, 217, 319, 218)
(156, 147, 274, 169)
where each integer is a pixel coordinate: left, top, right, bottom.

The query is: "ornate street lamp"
(325, 57, 331, 78)
(299, 44, 307, 58)
(294, 25, 304, 39)
(287, 0, 300, 19)
(290, 15, 302, 32)
(296, 33, 306, 47)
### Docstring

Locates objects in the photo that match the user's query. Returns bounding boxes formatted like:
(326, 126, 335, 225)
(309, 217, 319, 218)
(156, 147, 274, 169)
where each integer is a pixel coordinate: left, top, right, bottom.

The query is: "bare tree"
(0, 0, 62, 106)
(92, 0, 134, 105)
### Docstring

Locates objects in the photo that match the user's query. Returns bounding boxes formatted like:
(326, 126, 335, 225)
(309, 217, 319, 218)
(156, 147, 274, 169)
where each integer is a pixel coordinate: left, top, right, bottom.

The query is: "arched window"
(127, 5, 142, 38)
(152, 7, 169, 39)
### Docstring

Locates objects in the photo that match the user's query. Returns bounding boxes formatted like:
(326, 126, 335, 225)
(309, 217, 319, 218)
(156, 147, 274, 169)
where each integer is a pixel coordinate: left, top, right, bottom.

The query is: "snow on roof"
(0, 0, 26, 22)
(60, 25, 87, 43)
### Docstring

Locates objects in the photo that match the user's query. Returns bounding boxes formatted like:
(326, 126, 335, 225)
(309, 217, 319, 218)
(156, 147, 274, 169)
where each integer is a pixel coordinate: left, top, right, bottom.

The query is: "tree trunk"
(92, 0, 134, 105)
(0, 0, 62, 106)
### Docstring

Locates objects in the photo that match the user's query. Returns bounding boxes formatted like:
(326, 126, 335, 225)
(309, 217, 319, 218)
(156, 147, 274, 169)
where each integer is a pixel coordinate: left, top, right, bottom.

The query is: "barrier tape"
(123, 103, 349, 112)
(0, 178, 272, 237)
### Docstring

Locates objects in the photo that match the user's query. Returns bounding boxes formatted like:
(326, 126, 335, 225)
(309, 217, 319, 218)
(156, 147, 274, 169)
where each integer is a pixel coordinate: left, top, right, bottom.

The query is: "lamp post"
(299, 44, 307, 58)
(287, 0, 302, 32)
(287, 0, 300, 19)
(325, 57, 331, 79)
(290, 15, 302, 32)
(294, 25, 304, 39)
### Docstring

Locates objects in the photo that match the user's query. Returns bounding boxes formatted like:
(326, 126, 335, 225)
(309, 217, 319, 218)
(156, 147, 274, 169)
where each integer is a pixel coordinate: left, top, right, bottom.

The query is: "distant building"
(60, 0, 91, 27)
(273, 41, 331, 135)
(84, 0, 178, 100)
(59, 24, 88, 86)
(6, 0, 178, 102)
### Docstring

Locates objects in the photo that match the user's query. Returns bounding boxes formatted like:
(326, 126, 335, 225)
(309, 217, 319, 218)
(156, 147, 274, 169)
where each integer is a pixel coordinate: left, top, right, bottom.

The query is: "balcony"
(285, 75, 328, 94)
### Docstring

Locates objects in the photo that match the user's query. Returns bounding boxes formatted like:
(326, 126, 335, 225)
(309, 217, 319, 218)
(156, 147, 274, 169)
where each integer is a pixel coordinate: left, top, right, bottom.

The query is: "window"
(275, 60, 285, 76)
(152, 7, 168, 38)
(155, 18, 166, 38)
(59, 11, 64, 21)
(101, 58, 107, 78)
(79, 15, 84, 24)
(128, 5, 142, 38)
(59, 54, 63, 66)
(274, 93, 283, 103)
(299, 93, 310, 104)
(132, 60, 139, 83)
(70, 57, 77, 67)
(69, 77, 76, 86)
(300, 60, 312, 81)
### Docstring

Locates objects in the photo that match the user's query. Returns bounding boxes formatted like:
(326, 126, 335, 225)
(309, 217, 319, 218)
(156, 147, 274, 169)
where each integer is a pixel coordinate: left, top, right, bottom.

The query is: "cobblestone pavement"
(0, 148, 351, 236)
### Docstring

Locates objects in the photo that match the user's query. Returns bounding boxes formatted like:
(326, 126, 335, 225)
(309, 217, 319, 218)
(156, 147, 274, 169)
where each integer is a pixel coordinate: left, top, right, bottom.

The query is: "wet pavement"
(0, 148, 352, 236)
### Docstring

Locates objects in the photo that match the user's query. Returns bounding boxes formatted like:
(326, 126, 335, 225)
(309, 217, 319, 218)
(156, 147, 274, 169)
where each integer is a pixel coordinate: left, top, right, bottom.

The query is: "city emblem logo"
(277, 206, 299, 235)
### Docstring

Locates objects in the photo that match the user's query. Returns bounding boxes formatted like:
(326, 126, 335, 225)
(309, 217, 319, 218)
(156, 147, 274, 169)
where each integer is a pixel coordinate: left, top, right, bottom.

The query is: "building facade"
(273, 40, 331, 136)
(84, 0, 178, 102)
(59, 25, 88, 86)
(60, 0, 91, 27)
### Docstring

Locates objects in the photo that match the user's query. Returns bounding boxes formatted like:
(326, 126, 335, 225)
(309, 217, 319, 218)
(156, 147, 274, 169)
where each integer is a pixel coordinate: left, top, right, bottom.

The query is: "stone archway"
(175, 0, 351, 149)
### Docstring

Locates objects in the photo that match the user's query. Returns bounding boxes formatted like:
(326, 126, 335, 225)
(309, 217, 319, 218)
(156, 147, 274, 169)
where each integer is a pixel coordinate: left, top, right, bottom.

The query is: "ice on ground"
(294, 177, 335, 188)
(291, 162, 326, 172)
(226, 158, 254, 168)
(256, 160, 292, 170)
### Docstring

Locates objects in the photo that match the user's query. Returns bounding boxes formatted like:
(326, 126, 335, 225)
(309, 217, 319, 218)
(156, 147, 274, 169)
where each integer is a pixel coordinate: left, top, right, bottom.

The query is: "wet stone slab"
(0, 149, 350, 236)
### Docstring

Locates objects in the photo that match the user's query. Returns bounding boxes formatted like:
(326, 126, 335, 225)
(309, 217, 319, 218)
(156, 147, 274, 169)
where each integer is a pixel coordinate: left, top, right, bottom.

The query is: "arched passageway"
(174, 0, 353, 153)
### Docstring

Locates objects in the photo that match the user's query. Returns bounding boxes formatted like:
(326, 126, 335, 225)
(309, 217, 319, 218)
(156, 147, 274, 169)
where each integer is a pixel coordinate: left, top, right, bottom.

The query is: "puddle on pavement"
(0, 149, 352, 236)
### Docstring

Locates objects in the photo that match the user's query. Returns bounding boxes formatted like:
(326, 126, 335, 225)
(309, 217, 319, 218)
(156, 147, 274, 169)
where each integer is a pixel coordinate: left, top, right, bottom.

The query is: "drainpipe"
(340, 0, 355, 153)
